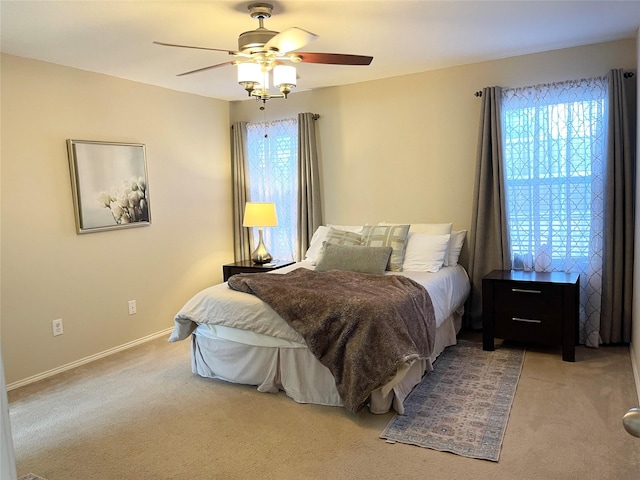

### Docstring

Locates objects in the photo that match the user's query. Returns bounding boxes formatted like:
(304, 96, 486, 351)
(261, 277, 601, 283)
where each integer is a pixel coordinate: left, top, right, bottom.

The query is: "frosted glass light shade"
(243, 202, 278, 227)
(237, 62, 262, 84)
(273, 65, 297, 87)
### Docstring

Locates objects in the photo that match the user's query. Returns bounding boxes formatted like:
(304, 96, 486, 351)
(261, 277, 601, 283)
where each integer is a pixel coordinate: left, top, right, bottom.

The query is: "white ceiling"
(1, 1, 639, 102)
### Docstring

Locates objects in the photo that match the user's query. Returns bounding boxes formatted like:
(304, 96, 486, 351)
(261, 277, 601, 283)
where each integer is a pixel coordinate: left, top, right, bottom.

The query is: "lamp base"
(251, 229, 273, 264)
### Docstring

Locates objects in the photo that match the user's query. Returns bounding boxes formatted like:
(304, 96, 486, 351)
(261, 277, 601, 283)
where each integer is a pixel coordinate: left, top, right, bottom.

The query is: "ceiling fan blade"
(177, 61, 235, 77)
(264, 27, 317, 54)
(294, 52, 373, 66)
(154, 41, 238, 55)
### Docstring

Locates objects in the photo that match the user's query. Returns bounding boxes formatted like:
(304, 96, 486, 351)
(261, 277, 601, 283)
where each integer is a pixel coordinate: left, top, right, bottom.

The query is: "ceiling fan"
(154, 2, 373, 101)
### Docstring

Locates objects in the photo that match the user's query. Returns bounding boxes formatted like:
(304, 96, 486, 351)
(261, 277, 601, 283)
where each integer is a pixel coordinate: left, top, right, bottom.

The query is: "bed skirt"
(190, 311, 461, 414)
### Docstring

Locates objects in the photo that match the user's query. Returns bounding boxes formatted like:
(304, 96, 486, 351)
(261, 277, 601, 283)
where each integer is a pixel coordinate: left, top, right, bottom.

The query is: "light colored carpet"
(381, 341, 524, 461)
(7, 333, 640, 480)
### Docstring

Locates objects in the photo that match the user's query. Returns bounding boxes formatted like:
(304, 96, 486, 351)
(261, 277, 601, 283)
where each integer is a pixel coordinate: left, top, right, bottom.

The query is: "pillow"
(315, 227, 363, 265)
(402, 233, 451, 272)
(382, 222, 453, 265)
(361, 224, 410, 272)
(446, 230, 467, 266)
(304, 226, 331, 264)
(326, 224, 365, 234)
(304, 226, 366, 264)
(324, 227, 362, 246)
(315, 244, 392, 275)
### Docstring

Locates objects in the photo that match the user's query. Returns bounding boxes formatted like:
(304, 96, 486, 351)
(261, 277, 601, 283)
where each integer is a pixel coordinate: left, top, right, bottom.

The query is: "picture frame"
(67, 139, 151, 234)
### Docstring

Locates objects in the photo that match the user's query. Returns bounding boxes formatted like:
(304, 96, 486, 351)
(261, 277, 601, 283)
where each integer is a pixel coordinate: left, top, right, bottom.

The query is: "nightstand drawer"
(493, 282, 562, 317)
(494, 310, 561, 345)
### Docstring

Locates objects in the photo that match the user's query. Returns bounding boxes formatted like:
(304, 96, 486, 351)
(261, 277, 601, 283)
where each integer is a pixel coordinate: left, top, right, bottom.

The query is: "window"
(246, 118, 298, 262)
(501, 77, 608, 344)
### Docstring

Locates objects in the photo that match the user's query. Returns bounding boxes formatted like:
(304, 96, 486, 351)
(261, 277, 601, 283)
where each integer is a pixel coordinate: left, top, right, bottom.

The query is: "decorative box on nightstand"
(222, 260, 295, 282)
(482, 269, 580, 362)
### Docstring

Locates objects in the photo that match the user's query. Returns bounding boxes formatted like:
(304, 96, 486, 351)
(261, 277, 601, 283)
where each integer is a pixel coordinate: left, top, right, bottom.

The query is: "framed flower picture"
(66, 139, 151, 234)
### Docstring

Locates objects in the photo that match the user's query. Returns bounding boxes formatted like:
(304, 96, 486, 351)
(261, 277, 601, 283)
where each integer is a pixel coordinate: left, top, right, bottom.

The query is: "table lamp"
(243, 202, 278, 264)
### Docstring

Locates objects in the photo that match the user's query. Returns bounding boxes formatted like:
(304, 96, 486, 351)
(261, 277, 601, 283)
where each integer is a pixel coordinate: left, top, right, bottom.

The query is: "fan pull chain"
(261, 105, 268, 138)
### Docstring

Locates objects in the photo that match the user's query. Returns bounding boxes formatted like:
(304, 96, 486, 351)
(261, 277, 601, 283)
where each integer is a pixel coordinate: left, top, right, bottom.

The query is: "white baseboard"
(6, 327, 174, 391)
(631, 342, 640, 406)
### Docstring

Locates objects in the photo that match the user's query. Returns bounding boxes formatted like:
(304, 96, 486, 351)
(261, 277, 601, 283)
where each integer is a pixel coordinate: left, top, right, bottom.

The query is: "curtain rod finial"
(474, 91, 483, 97)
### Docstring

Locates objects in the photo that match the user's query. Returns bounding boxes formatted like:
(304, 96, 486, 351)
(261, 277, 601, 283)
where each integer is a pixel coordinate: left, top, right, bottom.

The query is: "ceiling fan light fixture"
(237, 62, 262, 96)
(273, 65, 297, 98)
(156, 2, 372, 102)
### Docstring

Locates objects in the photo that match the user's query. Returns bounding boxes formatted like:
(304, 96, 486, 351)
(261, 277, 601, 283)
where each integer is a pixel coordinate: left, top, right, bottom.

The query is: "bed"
(169, 224, 470, 414)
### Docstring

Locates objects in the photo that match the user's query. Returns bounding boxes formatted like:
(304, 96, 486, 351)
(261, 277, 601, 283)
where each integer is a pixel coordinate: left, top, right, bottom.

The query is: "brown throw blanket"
(228, 268, 436, 412)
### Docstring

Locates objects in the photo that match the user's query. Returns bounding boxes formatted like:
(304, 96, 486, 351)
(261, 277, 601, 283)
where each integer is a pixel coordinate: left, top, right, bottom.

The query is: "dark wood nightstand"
(482, 269, 580, 362)
(222, 260, 295, 282)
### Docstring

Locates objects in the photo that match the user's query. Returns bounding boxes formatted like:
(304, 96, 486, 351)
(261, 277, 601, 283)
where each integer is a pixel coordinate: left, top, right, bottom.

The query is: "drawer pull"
(512, 317, 542, 324)
(512, 288, 542, 294)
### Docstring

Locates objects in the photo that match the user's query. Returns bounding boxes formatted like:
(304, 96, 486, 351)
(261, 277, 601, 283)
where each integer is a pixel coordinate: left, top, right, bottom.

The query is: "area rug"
(380, 341, 525, 461)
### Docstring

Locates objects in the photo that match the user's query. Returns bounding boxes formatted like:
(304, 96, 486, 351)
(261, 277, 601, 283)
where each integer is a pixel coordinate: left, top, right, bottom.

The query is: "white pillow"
(401, 233, 451, 272)
(304, 226, 331, 264)
(446, 230, 467, 266)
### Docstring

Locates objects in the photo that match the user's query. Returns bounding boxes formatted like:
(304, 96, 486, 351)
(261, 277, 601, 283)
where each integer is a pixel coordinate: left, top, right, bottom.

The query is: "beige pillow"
(324, 227, 362, 246)
(315, 244, 393, 275)
(361, 224, 410, 272)
(316, 227, 362, 264)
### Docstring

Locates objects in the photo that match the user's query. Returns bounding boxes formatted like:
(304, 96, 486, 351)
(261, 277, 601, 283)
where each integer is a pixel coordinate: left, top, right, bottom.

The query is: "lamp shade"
(243, 202, 278, 227)
(237, 62, 262, 84)
(273, 65, 297, 87)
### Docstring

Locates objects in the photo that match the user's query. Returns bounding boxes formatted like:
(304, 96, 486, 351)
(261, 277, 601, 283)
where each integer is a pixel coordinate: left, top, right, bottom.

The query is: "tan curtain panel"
(466, 86, 511, 329)
(297, 112, 323, 261)
(231, 121, 252, 262)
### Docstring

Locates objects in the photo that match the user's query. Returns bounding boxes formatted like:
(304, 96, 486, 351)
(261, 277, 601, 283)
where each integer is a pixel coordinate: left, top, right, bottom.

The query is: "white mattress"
(190, 262, 470, 349)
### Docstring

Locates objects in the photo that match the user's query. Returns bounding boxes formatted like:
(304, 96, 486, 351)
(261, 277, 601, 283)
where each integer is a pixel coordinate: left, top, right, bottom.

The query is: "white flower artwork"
(97, 176, 149, 225)
(67, 140, 151, 233)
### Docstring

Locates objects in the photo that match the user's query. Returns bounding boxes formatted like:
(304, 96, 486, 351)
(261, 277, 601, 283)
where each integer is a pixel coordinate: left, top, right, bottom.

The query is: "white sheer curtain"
(246, 118, 298, 262)
(501, 77, 608, 347)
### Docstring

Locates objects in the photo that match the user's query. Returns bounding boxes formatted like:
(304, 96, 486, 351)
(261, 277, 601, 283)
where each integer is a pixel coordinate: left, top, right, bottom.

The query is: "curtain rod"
(475, 71, 636, 97)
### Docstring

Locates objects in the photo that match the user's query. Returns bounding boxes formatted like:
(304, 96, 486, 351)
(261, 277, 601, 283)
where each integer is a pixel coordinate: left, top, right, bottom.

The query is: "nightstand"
(222, 260, 295, 282)
(482, 269, 580, 362)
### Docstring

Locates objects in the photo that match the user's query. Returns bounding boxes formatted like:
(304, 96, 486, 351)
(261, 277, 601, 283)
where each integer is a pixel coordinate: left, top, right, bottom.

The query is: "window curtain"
(501, 76, 609, 347)
(600, 69, 636, 344)
(231, 121, 251, 261)
(297, 112, 323, 261)
(467, 86, 511, 329)
(247, 118, 298, 262)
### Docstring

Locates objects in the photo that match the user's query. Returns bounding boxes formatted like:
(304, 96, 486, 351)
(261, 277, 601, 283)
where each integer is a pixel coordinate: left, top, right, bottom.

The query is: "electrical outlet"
(52, 318, 63, 336)
(128, 300, 137, 315)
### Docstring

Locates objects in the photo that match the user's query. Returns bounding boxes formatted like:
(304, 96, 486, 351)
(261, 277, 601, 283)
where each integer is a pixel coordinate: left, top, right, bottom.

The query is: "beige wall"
(1, 54, 233, 385)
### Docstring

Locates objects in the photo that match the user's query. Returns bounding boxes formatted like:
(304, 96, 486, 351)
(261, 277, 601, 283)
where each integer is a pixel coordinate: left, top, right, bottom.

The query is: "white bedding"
(170, 261, 470, 413)
(170, 261, 470, 346)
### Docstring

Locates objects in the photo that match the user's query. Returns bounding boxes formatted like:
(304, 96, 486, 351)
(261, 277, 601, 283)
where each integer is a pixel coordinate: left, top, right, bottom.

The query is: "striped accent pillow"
(324, 227, 363, 246)
(362, 224, 410, 271)
(315, 227, 363, 265)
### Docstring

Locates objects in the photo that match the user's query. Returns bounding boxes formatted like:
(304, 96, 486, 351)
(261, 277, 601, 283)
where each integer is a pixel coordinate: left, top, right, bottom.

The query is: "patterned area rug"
(380, 341, 525, 461)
